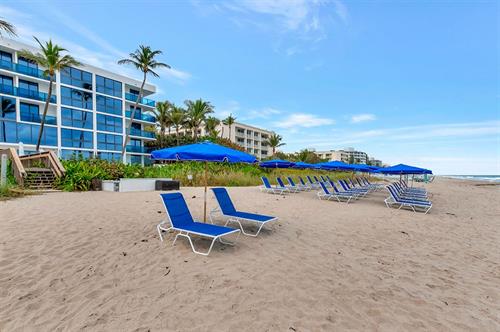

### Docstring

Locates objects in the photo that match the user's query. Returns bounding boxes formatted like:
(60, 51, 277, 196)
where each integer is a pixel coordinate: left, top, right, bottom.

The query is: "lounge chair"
(393, 182, 428, 199)
(260, 176, 288, 194)
(307, 175, 320, 189)
(157, 192, 240, 256)
(384, 185, 432, 214)
(210, 187, 278, 236)
(318, 182, 355, 203)
(339, 179, 368, 197)
(287, 176, 310, 191)
(277, 177, 300, 193)
(298, 176, 313, 190)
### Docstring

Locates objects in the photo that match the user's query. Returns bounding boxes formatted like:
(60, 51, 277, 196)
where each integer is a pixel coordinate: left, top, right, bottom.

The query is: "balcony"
(0, 84, 57, 103)
(125, 110, 156, 123)
(126, 145, 154, 154)
(130, 127, 155, 139)
(20, 113, 57, 125)
(0, 59, 53, 81)
(125, 93, 155, 107)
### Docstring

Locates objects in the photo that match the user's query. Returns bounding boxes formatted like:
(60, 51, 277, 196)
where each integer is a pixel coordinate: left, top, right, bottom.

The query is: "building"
(314, 147, 369, 164)
(0, 37, 157, 165)
(368, 157, 383, 167)
(180, 122, 275, 159)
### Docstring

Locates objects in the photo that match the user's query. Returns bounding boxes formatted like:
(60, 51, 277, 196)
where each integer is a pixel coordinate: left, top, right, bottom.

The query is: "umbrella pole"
(204, 161, 208, 222)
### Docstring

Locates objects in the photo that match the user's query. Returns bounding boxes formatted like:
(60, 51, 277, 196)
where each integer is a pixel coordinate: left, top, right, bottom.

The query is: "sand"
(0, 177, 499, 331)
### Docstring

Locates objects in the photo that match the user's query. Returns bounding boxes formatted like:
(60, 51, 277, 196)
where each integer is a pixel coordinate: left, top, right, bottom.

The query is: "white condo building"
(0, 37, 158, 165)
(314, 147, 369, 164)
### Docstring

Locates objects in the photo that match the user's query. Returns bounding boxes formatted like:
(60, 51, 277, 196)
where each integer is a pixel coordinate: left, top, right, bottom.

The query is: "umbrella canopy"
(259, 159, 295, 168)
(318, 161, 352, 171)
(151, 141, 258, 163)
(292, 162, 318, 169)
(377, 163, 432, 175)
(150, 141, 257, 221)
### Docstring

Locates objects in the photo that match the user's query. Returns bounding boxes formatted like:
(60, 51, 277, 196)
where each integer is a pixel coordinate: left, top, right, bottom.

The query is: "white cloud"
(350, 113, 376, 123)
(274, 113, 335, 128)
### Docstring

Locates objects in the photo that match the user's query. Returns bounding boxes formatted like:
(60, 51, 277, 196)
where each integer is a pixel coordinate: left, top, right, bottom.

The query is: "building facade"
(314, 147, 369, 164)
(180, 122, 275, 159)
(0, 38, 157, 165)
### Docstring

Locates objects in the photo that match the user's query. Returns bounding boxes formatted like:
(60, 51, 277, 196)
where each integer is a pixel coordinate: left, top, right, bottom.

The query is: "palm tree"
(222, 113, 236, 140)
(0, 19, 16, 37)
(1, 97, 15, 142)
(118, 45, 170, 159)
(19, 37, 80, 152)
(264, 133, 285, 155)
(169, 106, 186, 146)
(185, 99, 214, 139)
(204, 116, 220, 138)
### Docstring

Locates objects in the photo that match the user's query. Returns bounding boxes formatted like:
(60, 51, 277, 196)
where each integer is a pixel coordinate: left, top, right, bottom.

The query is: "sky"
(2, 0, 499, 174)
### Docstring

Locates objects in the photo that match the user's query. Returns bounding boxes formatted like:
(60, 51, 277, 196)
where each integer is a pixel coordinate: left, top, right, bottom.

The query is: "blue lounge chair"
(307, 175, 320, 188)
(318, 182, 355, 203)
(385, 185, 432, 214)
(260, 176, 287, 194)
(328, 180, 360, 200)
(393, 182, 428, 199)
(277, 177, 300, 193)
(339, 179, 368, 197)
(287, 176, 310, 191)
(210, 187, 278, 236)
(157, 193, 240, 256)
(298, 176, 313, 189)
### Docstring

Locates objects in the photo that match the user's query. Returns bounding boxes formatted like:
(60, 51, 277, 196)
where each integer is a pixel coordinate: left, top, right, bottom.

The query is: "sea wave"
(442, 175, 500, 182)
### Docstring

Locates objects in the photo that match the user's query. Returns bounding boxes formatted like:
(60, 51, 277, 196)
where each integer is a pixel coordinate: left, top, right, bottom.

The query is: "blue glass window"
(61, 128, 93, 149)
(0, 121, 56, 146)
(0, 75, 14, 95)
(96, 95, 122, 115)
(61, 107, 93, 129)
(97, 133, 122, 151)
(18, 79, 39, 99)
(97, 152, 121, 161)
(18, 57, 38, 70)
(96, 75, 122, 97)
(97, 114, 122, 133)
(0, 51, 12, 70)
(61, 86, 93, 110)
(20, 103, 39, 122)
(60, 67, 92, 90)
(61, 149, 94, 160)
(0, 96, 16, 120)
(130, 155, 142, 164)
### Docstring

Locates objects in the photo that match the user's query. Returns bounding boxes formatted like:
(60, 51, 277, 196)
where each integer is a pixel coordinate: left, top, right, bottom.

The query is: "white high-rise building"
(0, 37, 158, 165)
(315, 147, 369, 164)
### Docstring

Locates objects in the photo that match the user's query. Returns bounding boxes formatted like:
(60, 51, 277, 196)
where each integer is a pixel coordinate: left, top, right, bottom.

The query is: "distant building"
(178, 121, 275, 159)
(368, 157, 383, 167)
(314, 147, 369, 164)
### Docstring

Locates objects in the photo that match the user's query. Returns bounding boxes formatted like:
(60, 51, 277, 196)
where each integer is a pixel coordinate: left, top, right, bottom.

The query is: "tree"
(0, 19, 16, 37)
(153, 101, 172, 147)
(204, 116, 221, 138)
(349, 154, 355, 164)
(118, 45, 170, 160)
(169, 106, 187, 146)
(294, 149, 321, 163)
(19, 37, 80, 152)
(185, 99, 214, 139)
(222, 113, 236, 139)
(264, 133, 285, 155)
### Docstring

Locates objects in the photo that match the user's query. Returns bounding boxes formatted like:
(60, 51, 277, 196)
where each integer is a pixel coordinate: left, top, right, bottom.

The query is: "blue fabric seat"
(211, 187, 278, 237)
(157, 192, 240, 256)
(384, 185, 432, 214)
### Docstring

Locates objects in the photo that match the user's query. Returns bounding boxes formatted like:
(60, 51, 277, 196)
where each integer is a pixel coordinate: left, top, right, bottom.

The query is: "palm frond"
(0, 19, 16, 36)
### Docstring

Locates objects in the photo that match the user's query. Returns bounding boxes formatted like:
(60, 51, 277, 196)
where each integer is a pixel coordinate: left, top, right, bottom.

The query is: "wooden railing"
(18, 151, 65, 178)
(0, 148, 27, 186)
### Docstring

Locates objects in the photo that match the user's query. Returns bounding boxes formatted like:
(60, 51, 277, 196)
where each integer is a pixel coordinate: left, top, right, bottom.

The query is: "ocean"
(442, 175, 500, 182)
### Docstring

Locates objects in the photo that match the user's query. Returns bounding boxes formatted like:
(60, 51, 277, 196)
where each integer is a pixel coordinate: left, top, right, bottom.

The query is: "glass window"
(130, 155, 142, 164)
(60, 67, 92, 90)
(18, 79, 39, 99)
(61, 149, 93, 160)
(97, 151, 121, 161)
(96, 113, 122, 133)
(0, 51, 12, 70)
(18, 57, 38, 70)
(0, 96, 16, 120)
(61, 107, 93, 129)
(96, 95, 122, 115)
(61, 128, 93, 149)
(20, 103, 39, 122)
(0, 75, 14, 95)
(61, 86, 93, 110)
(96, 75, 122, 97)
(97, 133, 122, 151)
(0, 122, 56, 146)
(0, 120, 17, 142)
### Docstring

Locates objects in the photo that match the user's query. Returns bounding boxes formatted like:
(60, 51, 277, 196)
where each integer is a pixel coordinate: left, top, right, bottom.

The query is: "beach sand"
(0, 178, 499, 331)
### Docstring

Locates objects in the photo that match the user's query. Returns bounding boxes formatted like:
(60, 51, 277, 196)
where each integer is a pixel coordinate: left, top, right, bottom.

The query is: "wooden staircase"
(0, 148, 65, 191)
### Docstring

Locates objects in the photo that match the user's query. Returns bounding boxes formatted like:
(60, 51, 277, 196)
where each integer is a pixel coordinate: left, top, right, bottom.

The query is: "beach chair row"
(384, 181, 432, 214)
(157, 188, 278, 256)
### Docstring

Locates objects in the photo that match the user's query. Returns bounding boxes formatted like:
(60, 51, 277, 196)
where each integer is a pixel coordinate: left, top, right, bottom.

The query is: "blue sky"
(2, 0, 499, 174)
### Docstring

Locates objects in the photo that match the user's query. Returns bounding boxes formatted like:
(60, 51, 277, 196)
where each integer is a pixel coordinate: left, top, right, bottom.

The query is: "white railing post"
(1, 154, 7, 186)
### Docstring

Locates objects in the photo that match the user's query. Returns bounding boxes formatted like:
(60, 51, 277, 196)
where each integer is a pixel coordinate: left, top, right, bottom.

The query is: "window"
(96, 75, 122, 97)
(61, 128, 93, 149)
(96, 95, 122, 115)
(17, 57, 38, 76)
(0, 51, 12, 70)
(61, 149, 93, 160)
(0, 75, 13, 94)
(97, 152, 121, 161)
(20, 103, 40, 123)
(18, 80, 39, 99)
(97, 114, 122, 133)
(129, 88, 139, 95)
(97, 133, 122, 151)
(130, 155, 142, 164)
(61, 87, 93, 110)
(60, 67, 92, 90)
(0, 121, 57, 146)
(0, 96, 16, 120)
(61, 107, 93, 129)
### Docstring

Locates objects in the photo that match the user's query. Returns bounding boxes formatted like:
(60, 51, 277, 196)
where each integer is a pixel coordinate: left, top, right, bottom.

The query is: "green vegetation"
(0, 160, 23, 200)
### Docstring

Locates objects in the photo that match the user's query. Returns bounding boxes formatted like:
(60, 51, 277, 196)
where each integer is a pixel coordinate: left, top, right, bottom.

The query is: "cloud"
(274, 113, 335, 128)
(350, 113, 376, 123)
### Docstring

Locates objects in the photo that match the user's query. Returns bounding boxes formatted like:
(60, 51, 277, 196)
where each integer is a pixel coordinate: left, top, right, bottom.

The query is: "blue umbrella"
(377, 163, 432, 175)
(259, 159, 295, 168)
(318, 161, 352, 171)
(151, 141, 258, 221)
(292, 161, 317, 169)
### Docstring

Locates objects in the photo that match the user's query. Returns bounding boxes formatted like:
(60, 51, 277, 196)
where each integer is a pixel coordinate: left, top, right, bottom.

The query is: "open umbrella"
(376, 164, 432, 175)
(292, 161, 318, 169)
(151, 141, 258, 221)
(259, 159, 295, 168)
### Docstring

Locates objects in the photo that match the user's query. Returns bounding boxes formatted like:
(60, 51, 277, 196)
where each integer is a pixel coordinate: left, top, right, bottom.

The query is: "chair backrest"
(160, 193, 195, 228)
(314, 176, 320, 182)
(349, 178, 356, 187)
(362, 177, 369, 185)
(339, 180, 349, 191)
(320, 175, 327, 182)
(307, 175, 315, 184)
(261, 176, 272, 188)
(287, 177, 296, 187)
(329, 180, 340, 193)
(393, 182, 403, 193)
(386, 185, 402, 202)
(356, 178, 363, 186)
(326, 175, 333, 182)
(298, 176, 307, 186)
(211, 187, 237, 214)
(276, 177, 286, 188)
(319, 181, 331, 195)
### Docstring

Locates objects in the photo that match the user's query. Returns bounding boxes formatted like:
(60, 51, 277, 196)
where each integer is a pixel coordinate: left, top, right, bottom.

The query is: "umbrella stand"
(204, 161, 208, 222)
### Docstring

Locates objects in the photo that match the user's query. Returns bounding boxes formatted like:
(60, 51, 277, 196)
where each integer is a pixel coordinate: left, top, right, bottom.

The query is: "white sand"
(0, 178, 499, 331)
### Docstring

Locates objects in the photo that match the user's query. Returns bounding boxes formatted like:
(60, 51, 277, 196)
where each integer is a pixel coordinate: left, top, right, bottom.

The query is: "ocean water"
(442, 175, 500, 182)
